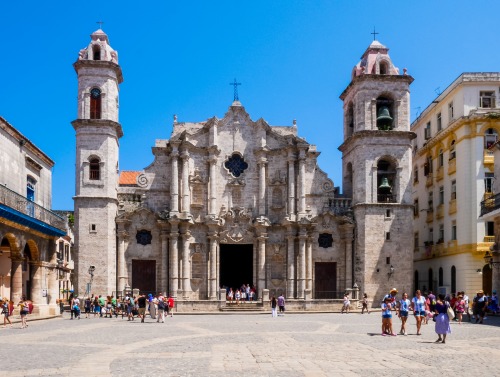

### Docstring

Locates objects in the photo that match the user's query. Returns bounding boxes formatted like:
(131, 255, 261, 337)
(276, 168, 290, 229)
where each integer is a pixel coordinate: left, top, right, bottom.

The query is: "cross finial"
(96, 20, 104, 29)
(229, 78, 241, 101)
(371, 26, 379, 41)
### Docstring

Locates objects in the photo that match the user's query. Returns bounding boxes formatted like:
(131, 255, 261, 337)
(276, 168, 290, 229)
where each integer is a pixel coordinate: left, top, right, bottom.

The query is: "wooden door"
(314, 262, 337, 299)
(132, 260, 156, 293)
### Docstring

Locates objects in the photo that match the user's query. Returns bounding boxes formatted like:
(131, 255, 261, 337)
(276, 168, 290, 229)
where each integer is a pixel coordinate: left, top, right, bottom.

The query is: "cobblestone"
(1, 312, 499, 376)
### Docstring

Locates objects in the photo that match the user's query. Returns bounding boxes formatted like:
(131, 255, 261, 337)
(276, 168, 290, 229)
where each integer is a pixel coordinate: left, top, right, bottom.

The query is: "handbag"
(447, 304, 455, 320)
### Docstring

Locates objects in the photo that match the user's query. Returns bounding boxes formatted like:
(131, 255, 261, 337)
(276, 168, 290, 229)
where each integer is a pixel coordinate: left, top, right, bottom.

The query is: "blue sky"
(1, 1, 499, 210)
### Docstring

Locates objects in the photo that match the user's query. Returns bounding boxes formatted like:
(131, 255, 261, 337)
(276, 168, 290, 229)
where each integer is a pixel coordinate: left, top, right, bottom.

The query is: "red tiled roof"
(119, 171, 140, 186)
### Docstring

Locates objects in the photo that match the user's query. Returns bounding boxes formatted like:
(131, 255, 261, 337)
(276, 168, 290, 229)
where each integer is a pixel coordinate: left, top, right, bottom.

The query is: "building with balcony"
(0, 116, 66, 316)
(412, 73, 500, 297)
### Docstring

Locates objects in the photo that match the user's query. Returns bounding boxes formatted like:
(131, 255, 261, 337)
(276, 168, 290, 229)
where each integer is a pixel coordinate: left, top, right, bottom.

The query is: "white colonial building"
(73, 30, 414, 310)
(412, 72, 500, 297)
(0, 116, 67, 315)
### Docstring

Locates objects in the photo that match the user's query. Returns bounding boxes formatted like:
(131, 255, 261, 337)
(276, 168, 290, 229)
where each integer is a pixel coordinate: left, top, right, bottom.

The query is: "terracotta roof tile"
(119, 171, 140, 186)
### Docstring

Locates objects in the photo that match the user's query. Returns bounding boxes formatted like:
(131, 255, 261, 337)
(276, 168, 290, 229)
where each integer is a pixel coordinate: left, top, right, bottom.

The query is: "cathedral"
(73, 30, 415, 309)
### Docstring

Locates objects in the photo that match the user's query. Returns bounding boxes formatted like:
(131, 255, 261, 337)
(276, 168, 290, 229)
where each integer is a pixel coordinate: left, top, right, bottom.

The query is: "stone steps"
(220, 303, 265, 312)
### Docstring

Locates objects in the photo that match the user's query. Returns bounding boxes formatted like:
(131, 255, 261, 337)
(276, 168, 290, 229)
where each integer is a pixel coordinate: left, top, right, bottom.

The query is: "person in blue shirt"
(411, 290, 426, 335)
(381, 296, 396, 336)
(397, 292, 411, 336)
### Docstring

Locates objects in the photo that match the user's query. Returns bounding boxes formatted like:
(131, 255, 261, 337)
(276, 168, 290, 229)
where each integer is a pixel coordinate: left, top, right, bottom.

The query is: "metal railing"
(480, 192, 500, 216)
(0, 184, 66, 231)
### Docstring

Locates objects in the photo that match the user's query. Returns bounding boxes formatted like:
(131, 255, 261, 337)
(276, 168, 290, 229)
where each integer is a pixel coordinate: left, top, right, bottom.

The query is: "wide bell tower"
(72, 29, 123, 296)
(339, 40, 415, 305)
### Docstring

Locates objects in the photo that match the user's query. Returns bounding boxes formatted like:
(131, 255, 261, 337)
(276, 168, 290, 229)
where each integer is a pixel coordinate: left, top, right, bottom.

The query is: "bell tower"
(72, 29, 123, 296)
(339, 40, 415, 304)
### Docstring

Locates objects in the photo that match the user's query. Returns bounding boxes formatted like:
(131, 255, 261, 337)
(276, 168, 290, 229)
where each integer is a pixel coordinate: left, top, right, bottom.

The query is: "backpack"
(158, 300, 165, 310)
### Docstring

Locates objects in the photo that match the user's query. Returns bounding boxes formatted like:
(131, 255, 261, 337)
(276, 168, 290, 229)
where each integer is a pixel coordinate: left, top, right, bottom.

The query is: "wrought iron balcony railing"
(0, 184, 66, 231)
(480, 192, 500, 217)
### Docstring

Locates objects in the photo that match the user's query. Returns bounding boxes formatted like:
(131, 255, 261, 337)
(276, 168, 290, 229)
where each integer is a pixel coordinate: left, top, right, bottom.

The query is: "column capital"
(180, 150, 190, 160)
(257, 158, 268, 166)
(117, 230, 129, 239)
(208, 232, 219, 241)
(181, 232, 191, 241)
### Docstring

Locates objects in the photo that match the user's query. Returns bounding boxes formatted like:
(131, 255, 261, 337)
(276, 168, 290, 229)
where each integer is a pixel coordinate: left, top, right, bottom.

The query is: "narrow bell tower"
(72, 29, 123, 296)
(339, 40, 416, 304)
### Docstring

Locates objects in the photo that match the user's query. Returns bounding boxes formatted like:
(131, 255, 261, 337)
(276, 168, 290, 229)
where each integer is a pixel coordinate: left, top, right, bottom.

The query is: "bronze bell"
(378, 177, 392, 193)
(377, 106, 393, 130)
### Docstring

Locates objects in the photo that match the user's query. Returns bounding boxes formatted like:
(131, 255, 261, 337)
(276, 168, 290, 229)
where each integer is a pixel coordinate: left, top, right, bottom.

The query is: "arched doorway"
(0, 237, 13, 299)
(483, 264, 492, 295)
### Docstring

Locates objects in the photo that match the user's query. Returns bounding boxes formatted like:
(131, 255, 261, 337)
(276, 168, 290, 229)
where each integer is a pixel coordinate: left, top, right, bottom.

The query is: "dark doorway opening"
(219, 244, 253, 291)
(132, 259, 156, 294)
(315, 262, 337, 299)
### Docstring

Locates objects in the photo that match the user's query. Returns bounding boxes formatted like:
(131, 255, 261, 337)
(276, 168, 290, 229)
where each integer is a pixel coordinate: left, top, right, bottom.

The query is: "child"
(382, 297, 396, 336)
(397, 292, 410, 335)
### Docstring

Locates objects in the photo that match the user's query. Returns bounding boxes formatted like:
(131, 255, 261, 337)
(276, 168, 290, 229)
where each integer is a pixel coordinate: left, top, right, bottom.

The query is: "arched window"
(89, 158, 100, 180)
(376, 96, 394, 130)
(379, 61, 388, 74)
(377, 159, 396, 203)
(346, 102, 354, 137)
(93, 45, 101, 60)
(484, 128, 498, 149)
(449, 140, 456, 160)
(451, 266, 456, 293)
(438, 267, 443, 286)
(428, 268, 434, 292)
(344, 162, 353, 198)
(90, 88, 102, 119)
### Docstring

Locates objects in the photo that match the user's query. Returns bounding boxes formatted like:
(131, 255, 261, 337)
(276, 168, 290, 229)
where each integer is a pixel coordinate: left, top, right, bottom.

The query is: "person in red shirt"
(168, 296, 174, 317)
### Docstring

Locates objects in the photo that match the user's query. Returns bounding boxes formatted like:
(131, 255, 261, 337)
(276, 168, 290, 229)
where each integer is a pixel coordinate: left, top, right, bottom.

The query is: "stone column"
(160, 230, 169, 295)
(287, 153, 295, 218)
(170, 146, 180, 213)
(47, 267, 59, 315)
(286, 233, 295, 298)
(169, 226, 179, 297)
(298, 149, 306, 215)
(341, 223, 354, 289)
(181, 150, 191, 216)
(181, 231, 191, 298)
(10, 259, 23, 303)
(258, 158, 267, 215)
(208, 156, 217, 216)
(30, 262, 43, 305)
(306, 236, 313, 291)
(117, 229, 129, 292)
(208, 233, 218, 299)
(257, 235, 267, 297)
(297, 233, 307, 299)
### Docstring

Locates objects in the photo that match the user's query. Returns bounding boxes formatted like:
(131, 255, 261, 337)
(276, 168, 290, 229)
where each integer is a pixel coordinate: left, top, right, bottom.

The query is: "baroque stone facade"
(73, 31, 414, 307)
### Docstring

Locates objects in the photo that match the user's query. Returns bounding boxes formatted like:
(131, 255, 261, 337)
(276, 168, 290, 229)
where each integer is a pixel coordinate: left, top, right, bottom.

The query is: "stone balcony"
(436, 204, 444, 219)
(448, 199, 457, 215)
(426, 173, 434, 187)
(448, 158, 456, 174)
(435, 167, 444, 181)
(484, 150, 494, 166)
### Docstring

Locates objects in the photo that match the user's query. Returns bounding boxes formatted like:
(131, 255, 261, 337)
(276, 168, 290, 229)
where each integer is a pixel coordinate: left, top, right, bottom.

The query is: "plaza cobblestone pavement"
(1, 312, 499, 377)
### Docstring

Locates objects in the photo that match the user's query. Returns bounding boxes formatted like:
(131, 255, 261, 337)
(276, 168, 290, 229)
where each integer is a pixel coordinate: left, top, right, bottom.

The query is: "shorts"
(279, 306, 285, 312)
(138, 307, 146, 316)
(94, 306, 101, 313)
(127, 305, 133, 314)
(400, 310, 408, 317)
(382, 314, 392, 319)
(85, 308, 91, 313)
(414, 311, 426, 317)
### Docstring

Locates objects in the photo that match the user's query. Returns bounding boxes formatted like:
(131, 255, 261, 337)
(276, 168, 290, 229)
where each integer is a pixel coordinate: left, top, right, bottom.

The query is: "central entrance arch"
(219, 244, 253, 291)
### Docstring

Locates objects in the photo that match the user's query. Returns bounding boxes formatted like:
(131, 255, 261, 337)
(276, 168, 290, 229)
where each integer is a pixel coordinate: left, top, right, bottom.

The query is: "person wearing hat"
(472, 290, 488, 324)
(383, 288, 398, 307)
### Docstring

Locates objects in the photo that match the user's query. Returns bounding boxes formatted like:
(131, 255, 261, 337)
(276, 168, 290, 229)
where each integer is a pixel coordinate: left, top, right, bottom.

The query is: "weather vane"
(97, 20, 104, 29)
(229, 78, 241, 101)
(371, 26, 379, 41)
